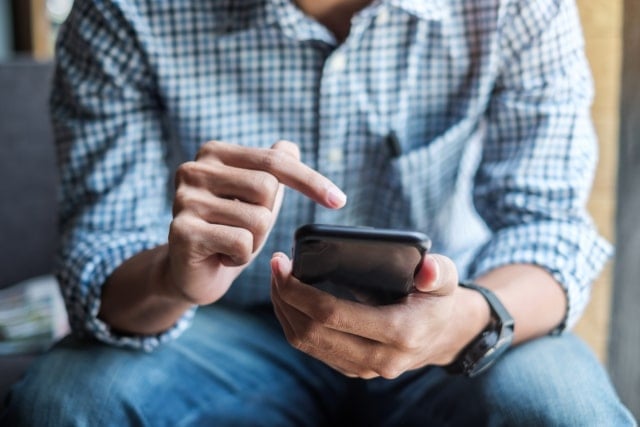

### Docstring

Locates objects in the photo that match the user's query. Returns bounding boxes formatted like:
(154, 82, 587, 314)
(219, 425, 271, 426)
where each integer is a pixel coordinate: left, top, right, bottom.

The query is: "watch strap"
(459, 282, 514, 333)
(445, 282, 515, 377)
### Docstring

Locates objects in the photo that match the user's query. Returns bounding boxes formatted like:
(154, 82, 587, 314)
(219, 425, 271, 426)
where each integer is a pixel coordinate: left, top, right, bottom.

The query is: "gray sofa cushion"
(0, 59, 57, 402)
(0, 60, 56, 289)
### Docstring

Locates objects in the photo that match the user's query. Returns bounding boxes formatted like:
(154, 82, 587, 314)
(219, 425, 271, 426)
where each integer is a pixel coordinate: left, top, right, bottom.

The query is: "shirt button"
(328, 148, 343, 165)
(376, 8, 390, 25)
(327, 52, 347, 73)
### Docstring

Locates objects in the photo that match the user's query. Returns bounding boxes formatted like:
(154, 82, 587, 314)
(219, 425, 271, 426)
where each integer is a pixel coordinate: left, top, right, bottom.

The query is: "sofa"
(0, 59, 58, 400)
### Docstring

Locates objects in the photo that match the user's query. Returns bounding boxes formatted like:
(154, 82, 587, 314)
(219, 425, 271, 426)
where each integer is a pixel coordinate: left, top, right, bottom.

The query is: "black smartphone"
(291, 224, 431, 305)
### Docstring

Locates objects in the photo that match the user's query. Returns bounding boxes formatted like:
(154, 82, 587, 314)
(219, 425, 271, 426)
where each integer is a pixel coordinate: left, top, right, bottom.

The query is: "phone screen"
(292, 224, 431, 305)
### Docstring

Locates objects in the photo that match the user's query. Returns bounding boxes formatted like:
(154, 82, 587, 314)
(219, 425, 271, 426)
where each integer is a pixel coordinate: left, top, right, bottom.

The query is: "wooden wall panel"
(573, 0, 622, 362)
(11, 0, 53, 59)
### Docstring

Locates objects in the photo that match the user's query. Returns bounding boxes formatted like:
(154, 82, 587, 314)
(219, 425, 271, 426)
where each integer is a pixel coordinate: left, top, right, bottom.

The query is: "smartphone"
(291, 224, 431, 305)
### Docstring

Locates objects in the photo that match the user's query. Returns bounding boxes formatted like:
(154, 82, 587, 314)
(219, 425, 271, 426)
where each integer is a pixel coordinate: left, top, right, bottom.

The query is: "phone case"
(292, 224, 431, 305)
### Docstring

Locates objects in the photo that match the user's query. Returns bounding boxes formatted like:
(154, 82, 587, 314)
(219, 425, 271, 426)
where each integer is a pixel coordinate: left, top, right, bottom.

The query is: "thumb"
(271, 252, 292, 279)
(414, 254, 458, 296)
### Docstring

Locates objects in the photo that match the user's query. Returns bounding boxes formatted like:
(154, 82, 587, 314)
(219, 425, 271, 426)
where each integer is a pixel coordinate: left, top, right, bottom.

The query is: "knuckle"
(288, 333, 309, 352)
(283, 320, 325, 355)
(227, 229, 253, 264)
(376, 356, 405, 380)
(396, 332, 421, 352)
(175, 161, 199, 185)
(168, 215, 197, 252)
(251, 206, 273, 235)
(299, 321, 321, 344)
(276, 140, 300, 158)
(314, 302, 341, 327)
(172, 188, 196, 213)
(379, 365, 403, 380)
(386, 311, 406, 336)
(259, 149, 286, 172)
(359, 371, 379, 380)
(386, 312, 422, 352)
(291, 339, 307, 352)
(168, 215, 189, 241)
(251, 171, 279, 196)
(197, 140, 222, 158)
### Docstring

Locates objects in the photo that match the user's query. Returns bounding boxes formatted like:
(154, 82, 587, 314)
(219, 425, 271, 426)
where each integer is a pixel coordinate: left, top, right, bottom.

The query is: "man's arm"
(99, 141, 347, 336)
(56, 1, 348, 345)
(52, 0, 183, 350)
(268, 0, 608, 378)
(470, 264, 566, 345)
(470, 0, 611, 332)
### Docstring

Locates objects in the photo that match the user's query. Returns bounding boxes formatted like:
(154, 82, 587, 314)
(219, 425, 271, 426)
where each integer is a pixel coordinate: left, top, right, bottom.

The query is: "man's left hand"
(270, 251, 463, 379)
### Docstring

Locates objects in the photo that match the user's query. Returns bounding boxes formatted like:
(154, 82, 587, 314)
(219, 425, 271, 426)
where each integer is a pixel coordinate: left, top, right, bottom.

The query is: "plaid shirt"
(52, 0, 610, 351)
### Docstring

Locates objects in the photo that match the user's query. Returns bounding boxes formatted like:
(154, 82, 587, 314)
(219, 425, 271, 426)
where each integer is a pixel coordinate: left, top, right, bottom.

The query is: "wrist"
(445, 282, 516, 377)
(149, 245, 183, 302)
(100, 245, 193, 335)
(153, 244, 242, 306)
(437, 285, 492, 365)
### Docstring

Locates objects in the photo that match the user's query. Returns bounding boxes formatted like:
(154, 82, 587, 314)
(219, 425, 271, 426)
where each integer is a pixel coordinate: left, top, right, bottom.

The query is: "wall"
(0, 1, 12, 59)
(609, 0, 640, 418)
(573, 0, 622, 362)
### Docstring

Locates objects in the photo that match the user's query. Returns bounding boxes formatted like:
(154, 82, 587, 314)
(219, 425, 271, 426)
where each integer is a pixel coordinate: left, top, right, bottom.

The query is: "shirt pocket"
(387, 120, 477, 239)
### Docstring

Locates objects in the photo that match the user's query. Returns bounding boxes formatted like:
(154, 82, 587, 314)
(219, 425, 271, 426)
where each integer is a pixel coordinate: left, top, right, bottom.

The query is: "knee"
(3, 371, 95, 426)
(474, 335, 635, 426)
(2, 341, 149, 426)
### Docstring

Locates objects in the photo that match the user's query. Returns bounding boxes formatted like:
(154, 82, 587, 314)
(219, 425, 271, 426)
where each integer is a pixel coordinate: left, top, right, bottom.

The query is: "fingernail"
(327, 186, 347, 208)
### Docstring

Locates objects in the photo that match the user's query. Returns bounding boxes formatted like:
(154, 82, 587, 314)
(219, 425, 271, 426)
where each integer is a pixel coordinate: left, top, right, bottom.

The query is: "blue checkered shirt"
(52, 0, 611, 351)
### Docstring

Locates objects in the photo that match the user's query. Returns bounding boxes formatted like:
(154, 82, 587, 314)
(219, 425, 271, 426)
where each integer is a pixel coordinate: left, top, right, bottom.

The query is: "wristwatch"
(445, 282, 515, 377)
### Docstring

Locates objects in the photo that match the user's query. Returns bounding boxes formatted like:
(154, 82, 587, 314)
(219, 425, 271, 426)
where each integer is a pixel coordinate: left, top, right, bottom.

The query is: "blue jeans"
(2, 304, 635, 426)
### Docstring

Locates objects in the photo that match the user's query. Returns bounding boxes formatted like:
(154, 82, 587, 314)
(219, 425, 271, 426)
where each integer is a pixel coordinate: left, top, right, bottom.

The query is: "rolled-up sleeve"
(468, 0, 612, 331)
(52, 0, 194, 351)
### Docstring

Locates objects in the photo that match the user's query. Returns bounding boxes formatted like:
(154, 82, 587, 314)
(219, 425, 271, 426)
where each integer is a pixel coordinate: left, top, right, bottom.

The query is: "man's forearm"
(98, 245, 194, 336)
(438, 263, 567, 367)
(475, 263, 567, 344)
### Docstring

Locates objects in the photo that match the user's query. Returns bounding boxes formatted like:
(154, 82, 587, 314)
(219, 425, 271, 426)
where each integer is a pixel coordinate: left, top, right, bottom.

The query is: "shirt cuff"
(56, 230, 196, 352)
(465, 220, 612, 333)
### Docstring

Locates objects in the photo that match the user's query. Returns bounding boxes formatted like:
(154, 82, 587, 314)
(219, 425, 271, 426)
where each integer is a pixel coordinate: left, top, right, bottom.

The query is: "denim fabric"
(2, 305, 635, 426)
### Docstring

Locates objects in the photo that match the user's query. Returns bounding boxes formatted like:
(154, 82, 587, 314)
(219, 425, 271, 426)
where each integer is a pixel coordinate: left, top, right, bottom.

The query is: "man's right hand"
(162, 140, 347, 306)
(99, 140, 345, 336)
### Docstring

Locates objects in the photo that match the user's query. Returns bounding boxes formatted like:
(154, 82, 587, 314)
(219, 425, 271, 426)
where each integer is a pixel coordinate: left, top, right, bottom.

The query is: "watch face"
(468, 331, 513, 377)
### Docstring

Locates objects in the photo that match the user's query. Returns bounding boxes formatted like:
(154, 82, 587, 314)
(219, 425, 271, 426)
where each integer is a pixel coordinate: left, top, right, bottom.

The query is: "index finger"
(202, 140, 347, 209)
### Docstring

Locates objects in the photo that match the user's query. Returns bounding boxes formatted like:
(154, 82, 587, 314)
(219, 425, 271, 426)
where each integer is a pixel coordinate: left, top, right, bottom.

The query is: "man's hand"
(270, 252, 490, 379)
(164, 140, 347, 305)
(99, 140, 346, 335)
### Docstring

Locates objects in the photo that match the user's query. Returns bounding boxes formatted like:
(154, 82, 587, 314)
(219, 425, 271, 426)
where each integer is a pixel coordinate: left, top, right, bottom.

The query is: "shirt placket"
(313, 13, 374, 224)
(314, 46, 350, 224)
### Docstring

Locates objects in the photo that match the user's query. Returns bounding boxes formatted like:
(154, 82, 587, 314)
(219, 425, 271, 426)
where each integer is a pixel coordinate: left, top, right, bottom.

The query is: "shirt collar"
(265, 0, 337, 44)
(385, 0, 448, 21)
(264, 0, 448, 43)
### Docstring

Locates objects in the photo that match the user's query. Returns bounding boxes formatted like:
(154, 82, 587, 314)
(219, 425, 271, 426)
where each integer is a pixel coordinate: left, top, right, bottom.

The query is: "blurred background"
(0, 0, 637, 419)
(0, 0, 71, 60)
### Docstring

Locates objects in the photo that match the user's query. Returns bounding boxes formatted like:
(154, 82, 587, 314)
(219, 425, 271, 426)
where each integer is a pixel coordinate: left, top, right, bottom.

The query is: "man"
(2, 0, 635, 425)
